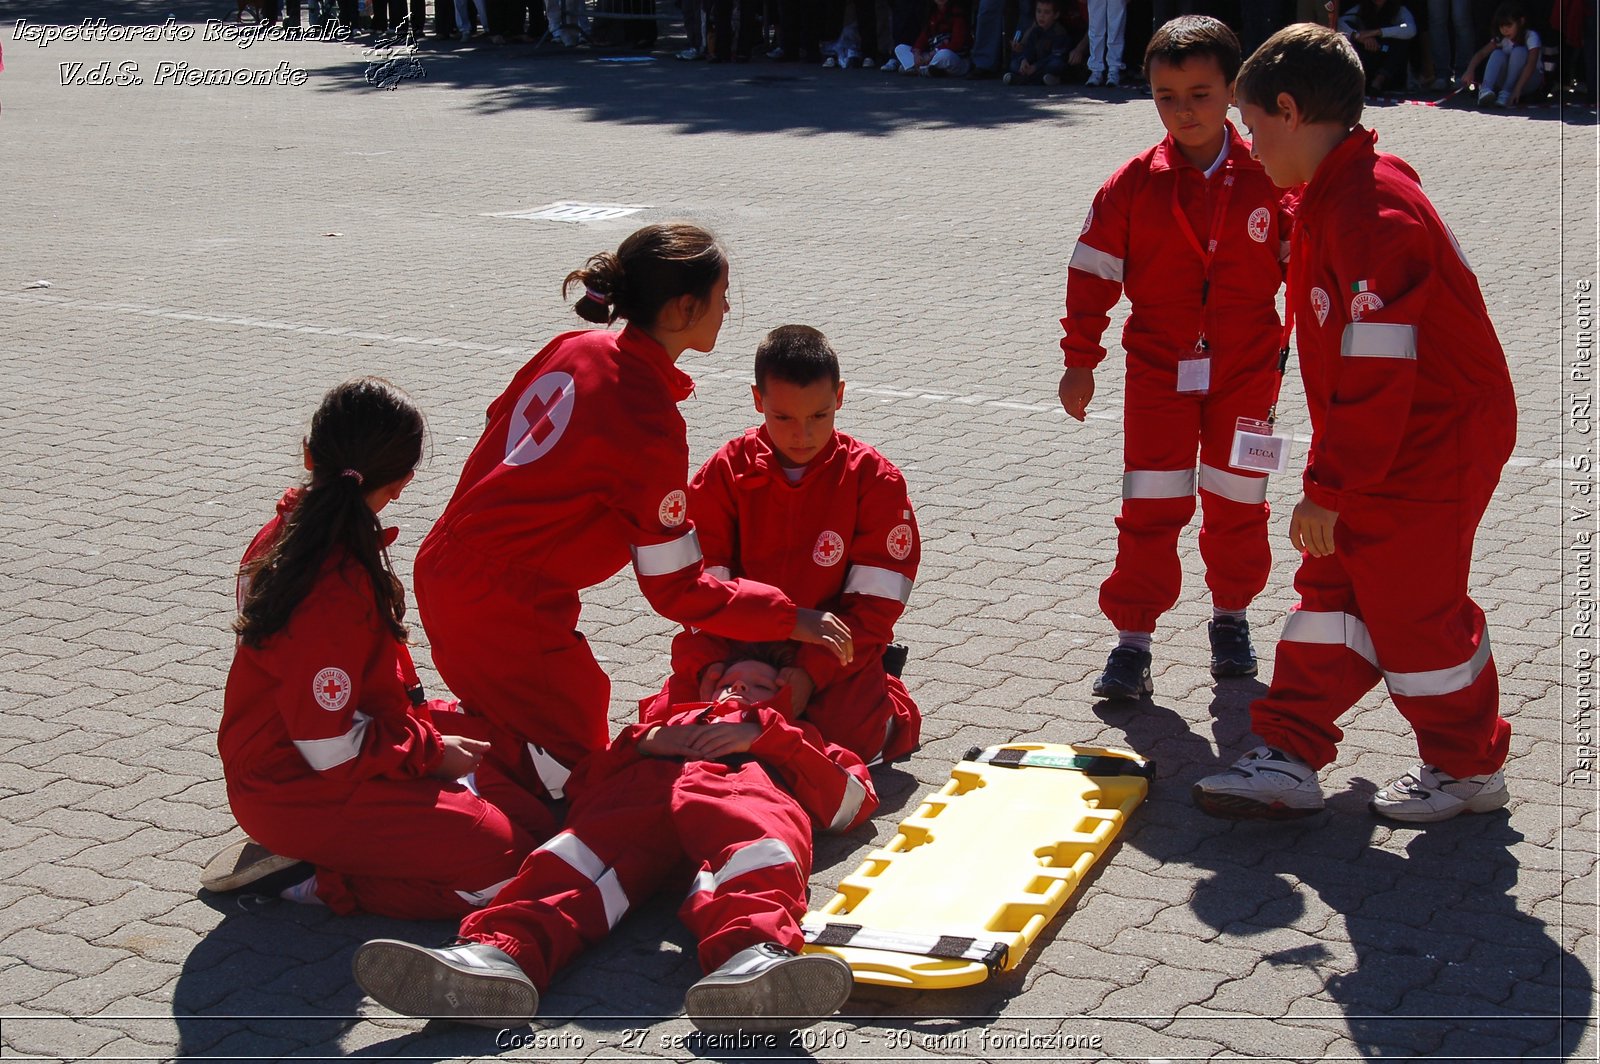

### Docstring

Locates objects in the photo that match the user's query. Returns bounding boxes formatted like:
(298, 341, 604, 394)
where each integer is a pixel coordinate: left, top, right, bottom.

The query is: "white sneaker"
(1496, 90, 1511, 106)
(676, 46, 702, 60)
(1085, 71, 1105, 87)
(822, 55, 838, 68)
(880, 57, 900, 72)
(1042, 73, 1060, 86)
(1479, 87, 1496, 105)
(861, 56, 875, 68)
(1370, 765, 1509, 823)
(1193, 745, 1325, 820)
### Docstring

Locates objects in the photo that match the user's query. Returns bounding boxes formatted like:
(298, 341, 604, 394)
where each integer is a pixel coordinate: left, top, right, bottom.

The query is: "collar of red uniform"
(749, 425, 841, 483)
(276, 485, 400, 546)
(618, 323, 695, 403)
(1297, 125, 1377, 217)
(1150, 121, 1254, 175)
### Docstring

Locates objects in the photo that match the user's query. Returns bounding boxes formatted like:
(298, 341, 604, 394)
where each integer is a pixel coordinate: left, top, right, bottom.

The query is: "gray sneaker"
(199, 838, 306, 893)
(1370, 765, 1509, 823)
(353, 939, 537, 1028)
(684, 943, 853, 1034)
(1193, 745, 1325, 819)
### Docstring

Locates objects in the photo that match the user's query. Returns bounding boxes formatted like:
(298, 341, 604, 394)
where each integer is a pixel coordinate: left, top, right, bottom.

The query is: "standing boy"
(1193, 24, 1517, 823)
(647, 325, 922, 765)
(1058, 16, 1291, 701)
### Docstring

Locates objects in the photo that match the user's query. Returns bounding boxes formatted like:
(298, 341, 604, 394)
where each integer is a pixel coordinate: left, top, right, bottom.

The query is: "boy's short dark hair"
(1236, 23, 1364, 128)
(1034, 0, 1058, 10)
(754, 325, 841, 392)
(723, 641, 797, 673)
(1490, 1, 1525, 26)
(1144, 15, 1242, 83)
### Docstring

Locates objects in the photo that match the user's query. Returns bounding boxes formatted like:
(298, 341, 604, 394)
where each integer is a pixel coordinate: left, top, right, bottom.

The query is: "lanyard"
(1169, 155, 1236, 344)
(1266, 225, 1301, 427)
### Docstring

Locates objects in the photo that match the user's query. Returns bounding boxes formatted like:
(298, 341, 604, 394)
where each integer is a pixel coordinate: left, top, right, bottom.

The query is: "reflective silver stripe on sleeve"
(687, 837, 798, 898)
(1069, 242, 1125, 283)
(455, 876, 515, 908)
(1280, 610, 1379, 671)
(1122, 467, 1197, 500)
(631, 528, 703, 577)
(1340, 322, 1418, 360)
(526, 743, 572, 801)
(843, 564, 914, 605)
(1198, 463, 1268, 505)
(705, 565, 733, 582)
(294, 711, 371, 772)
(542, 832, 630, 929)
(827, 774, 869, 832)
(1385, 629, 1493, 699)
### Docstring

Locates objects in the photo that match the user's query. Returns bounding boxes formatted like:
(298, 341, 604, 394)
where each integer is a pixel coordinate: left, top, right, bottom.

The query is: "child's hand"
(1020, 59, 1035, 76)
(794, 608, 854, 666)
(777, 666, 815, 712)
(432, 735, 489, 779)
(1289, 496, 1340, 557)
(697, 662, 727, 703)
(1058, 367, 1095, 421)
(1011, 36, 1024, 53)
(639, 723, 760, 759)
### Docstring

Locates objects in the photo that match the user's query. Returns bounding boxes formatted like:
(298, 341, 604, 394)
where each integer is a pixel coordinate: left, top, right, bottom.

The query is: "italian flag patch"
(1350, 280, 1373, 293)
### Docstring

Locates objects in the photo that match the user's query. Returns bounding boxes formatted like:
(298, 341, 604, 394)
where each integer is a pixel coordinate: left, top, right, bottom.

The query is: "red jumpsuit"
(643, 428, 922, 764)
(414, 326, 799, 808)
(1251, 128, 1516, 776)
(1062, 123, 1291, 633)
(457, 691, 877, 987)
(220, 492, 536, 919)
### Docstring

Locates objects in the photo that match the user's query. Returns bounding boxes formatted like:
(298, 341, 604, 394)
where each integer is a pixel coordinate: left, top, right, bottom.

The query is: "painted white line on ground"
(3, 290, 1564, 470)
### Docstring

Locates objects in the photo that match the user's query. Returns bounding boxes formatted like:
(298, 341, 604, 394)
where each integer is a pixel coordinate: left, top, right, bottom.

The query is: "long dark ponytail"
(235, 377, 425, 648)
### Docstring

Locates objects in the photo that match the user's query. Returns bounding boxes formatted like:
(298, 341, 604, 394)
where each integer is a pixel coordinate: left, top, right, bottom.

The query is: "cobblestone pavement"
(1, 3, 1596, 1060)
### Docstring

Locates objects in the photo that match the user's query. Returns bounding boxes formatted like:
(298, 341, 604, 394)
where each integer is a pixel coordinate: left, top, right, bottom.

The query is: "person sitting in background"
(1337, 0, 1419, 94)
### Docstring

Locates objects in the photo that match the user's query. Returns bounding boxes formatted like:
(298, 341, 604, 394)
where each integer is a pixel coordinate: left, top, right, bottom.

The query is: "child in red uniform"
(353, 643, 871, 1034)
(413, 225, 853, 823)
(643, 325, 922, 765)
(1194, 24, 1516, 823)
(1058, 16, 1291, 701)
(203, 378, 537, 918)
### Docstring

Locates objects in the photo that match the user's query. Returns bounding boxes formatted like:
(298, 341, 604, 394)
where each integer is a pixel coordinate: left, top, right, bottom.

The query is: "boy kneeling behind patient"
(354, 642, 874, 1033)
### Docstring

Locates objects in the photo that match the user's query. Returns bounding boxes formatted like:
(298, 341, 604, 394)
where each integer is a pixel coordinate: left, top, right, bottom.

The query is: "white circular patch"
(1350, 291, 1385, 321)
(812, 530, 845, 567)
(1080, 206, 1094, 236)
(886, 523, 914, 561)
(313, 667, 352, 713)
(504, 372, 576, 467)
(1311, 287, 1331, 326)
(658, 490, 687, 528)
(1247, 207, 1271, 243)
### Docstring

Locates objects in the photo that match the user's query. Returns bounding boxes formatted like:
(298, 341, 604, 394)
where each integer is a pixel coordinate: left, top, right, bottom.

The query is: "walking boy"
(648, 325, 922, 765)
(354, 643, 872, 1033)
(1058, 16, 1291, 701)
(1193, 24, 1517, 823)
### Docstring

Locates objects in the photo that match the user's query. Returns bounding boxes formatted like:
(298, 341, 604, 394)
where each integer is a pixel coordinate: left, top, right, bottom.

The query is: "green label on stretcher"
(966, 747, 1155, 778)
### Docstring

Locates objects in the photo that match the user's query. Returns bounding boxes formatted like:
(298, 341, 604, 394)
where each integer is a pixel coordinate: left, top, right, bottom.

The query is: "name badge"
(1230, 417, 1289, 474)
(1177, 357, 1211, 394)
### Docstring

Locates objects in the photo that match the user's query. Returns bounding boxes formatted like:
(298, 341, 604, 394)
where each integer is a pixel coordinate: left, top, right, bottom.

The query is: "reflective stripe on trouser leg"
(680, 837, 810, 973)
(1101, 469, 1198, 633)
(1197, 463, 1270, 611)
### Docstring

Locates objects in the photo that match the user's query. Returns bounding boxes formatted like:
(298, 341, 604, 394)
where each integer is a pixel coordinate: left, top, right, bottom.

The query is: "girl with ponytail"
(205, 378, 537, 918)
(413, 223, 854, 822)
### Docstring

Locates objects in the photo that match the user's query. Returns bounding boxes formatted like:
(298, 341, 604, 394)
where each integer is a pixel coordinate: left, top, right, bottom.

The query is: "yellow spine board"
(803, 743, 1149, 989)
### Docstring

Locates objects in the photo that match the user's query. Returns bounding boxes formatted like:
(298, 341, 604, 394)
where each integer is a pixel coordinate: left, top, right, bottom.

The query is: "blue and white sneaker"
(1370, 765, 1509, 823)
(1193, 745, 1325, 819)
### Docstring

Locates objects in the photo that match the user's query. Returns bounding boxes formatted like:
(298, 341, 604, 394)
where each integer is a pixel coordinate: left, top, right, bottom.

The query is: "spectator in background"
(893, 0, 975, 73)
(709, 0, 759, 59)
(1338, 0, 1419, 93)
(677, 0, 708, 57)
(1427, 0, 1477, 84)
(1084, 0, 1129, 82)
(1462, 0, 1544, 102)
(1005, 0, 1088, 81)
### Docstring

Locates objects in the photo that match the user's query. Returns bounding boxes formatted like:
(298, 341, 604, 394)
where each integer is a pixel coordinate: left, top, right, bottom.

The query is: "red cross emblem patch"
(504, 372, 576, 467)
(313, 667, 352, 712)
(659, 490, 687, 528)
(812, 530, 844, 567)
(886, 523, 914, 561)
(1247, 207, 1271, 244)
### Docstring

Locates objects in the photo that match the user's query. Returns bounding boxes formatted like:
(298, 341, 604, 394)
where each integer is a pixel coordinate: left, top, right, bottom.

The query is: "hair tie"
(584, 286, 611, 306)
(341, 468, 365, 487)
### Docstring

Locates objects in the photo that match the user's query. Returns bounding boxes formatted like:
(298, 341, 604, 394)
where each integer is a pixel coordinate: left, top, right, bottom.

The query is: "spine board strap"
(963, 746, 1155, 778)
(802, 921, 1010, 971)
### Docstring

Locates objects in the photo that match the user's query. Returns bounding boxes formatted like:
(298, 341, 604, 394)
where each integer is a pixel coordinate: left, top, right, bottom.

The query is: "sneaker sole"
(1194, 787, 1324, 821)
(200, 840, 301, 893)
(1209, 660, 1259, 679)
(1369, 786, 1510, 824)
(353, 940, 538, 1028)
(685, 954, 853, 1035)
(1091, 678, 1154, 701)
